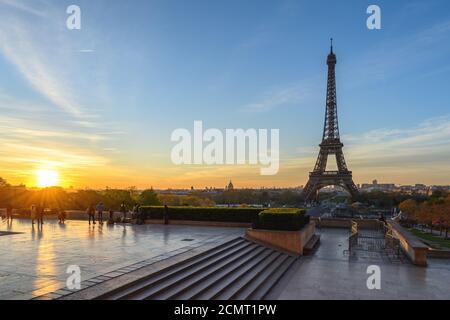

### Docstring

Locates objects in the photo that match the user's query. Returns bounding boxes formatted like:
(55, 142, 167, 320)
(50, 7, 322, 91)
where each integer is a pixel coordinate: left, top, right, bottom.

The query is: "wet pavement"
(2, 219, 449, 300)
(0, 219, 244, 300)
(278, 228, 450, 300)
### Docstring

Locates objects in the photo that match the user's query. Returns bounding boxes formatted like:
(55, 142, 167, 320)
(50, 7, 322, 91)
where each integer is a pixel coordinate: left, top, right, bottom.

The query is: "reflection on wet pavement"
(0, 219, 243, 300)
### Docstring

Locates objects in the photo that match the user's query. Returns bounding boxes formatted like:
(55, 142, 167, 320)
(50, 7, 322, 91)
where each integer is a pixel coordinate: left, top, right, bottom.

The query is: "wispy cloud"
(0, 26, 84, 118)
(0, 0, 46, 17)
(241, 82, 313, 112)
(345, 19, 450, 86)
(0, 2, 99, 120)
(344, 116, 450, 166)
(78, 49, 95, 53)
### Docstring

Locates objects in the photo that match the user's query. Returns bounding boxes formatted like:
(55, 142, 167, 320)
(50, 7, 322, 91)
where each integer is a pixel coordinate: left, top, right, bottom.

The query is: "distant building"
(361, 180, 396, 192)
(226, 180, 234, 191)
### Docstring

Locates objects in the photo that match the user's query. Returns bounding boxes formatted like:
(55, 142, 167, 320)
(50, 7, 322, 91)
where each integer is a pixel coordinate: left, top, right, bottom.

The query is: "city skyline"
(1, 0, 450, 189)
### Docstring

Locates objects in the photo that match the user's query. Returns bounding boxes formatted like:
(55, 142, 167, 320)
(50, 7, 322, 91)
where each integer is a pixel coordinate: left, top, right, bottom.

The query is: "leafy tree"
(138, 189, 161, 206)
(101, 189, 134, 210)
(0, 177, 10, 187)
(158, 194, 215, 207)
(71, 190, 104, 210)
(399, 199, 419, 220)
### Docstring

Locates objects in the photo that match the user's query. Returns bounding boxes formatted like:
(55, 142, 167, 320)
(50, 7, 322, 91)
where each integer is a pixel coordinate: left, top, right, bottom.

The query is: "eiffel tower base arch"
(302, 173, 359, 203)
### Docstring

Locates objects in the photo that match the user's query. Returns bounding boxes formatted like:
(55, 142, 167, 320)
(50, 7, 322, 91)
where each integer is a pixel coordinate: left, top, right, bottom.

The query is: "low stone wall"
(66, 210, 89, 220)
(245, 222, 316, 255)
(388, 221, 429, 266)
(143, 219, 251, 228)
(311, 217, 380, 229)
(427, 249, 450, 259)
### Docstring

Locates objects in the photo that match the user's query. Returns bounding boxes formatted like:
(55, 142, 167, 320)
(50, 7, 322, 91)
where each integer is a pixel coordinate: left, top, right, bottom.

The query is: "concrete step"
(304, 234, 321, 255)
(230, 254, 292, 300)
(121, 242, 258, 300)
(150, 245, 268, 300)
(102, 237, 247, 300)
(247, 256, 296, 300)
(101, 237, 298, 301)
(171, 248, 274, 300)
(208, 251, 282, 300)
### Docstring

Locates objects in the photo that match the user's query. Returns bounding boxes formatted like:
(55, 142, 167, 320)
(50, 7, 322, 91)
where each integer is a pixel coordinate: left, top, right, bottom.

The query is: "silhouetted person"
(164, 205, 169, 225)
(31, 205, 37, 225)
(87, 204, 96, 225)
(120, 202, 127, 222)
(58, 208, 66, 224)
(6, 205, 13, 221)
(379, 213, 387, 226)
(96, 202, 105, 223)
(37, 206, 44, 226)
(108, 209, 115, 225)
(133, 204, 142, 224)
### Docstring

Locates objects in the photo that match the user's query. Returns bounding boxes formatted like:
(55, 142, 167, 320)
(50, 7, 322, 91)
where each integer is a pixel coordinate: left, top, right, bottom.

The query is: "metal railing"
(346, 220, 405, 263)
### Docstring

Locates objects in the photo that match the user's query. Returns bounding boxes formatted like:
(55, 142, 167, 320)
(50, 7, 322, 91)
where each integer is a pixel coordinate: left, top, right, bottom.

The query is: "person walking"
(31, 205, 37, 225)
(37, 205, 44, 226)
(58, 208, 66, 224)
(96, 202, 105, 223)
(87, 204, 96, 225)
(6, 204, 13, 221)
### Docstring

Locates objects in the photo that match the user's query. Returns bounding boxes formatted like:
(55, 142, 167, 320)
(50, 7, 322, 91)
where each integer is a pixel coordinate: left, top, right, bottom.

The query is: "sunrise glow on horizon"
(36, 169, 60, 188)
(0, 0, 449, 189)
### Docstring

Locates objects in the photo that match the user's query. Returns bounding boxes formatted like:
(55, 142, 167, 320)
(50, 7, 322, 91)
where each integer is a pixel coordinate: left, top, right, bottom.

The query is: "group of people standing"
(30, 205, 45, 225)
(29, 205, 66, 225)
(1, 205, 13, 222)
(86, 202, 113, 225)
(86, 202, 141, 225)
(2, 202, 142, 226)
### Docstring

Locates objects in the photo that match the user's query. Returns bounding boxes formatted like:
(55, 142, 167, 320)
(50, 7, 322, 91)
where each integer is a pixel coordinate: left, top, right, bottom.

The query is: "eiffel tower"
(302, 39, 358, 202)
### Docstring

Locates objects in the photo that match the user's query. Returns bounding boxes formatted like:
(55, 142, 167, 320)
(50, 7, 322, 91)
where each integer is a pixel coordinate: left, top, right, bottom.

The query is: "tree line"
(399, 192, 450, 238)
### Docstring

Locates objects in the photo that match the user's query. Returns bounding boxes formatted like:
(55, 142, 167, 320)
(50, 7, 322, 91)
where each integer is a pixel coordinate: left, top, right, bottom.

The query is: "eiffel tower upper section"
(322, 38, 341, 144)
(310, 38, 351, 174)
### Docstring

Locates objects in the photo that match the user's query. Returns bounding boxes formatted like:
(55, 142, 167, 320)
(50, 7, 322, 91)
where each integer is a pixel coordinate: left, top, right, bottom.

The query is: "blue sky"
(0, 0, 450, 188)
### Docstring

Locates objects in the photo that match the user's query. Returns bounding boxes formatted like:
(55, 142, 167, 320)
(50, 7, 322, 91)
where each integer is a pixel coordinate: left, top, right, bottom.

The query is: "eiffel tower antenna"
(301, 41, 358, 202)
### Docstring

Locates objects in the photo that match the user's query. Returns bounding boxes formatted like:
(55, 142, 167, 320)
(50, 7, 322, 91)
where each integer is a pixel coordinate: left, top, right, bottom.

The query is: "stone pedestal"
(246, 222, 316, 255)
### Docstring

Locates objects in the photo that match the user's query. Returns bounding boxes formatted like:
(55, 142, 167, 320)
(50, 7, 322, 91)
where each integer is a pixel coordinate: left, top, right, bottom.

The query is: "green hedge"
(254, 208, 309, 231)
(140, 206, 263, 223)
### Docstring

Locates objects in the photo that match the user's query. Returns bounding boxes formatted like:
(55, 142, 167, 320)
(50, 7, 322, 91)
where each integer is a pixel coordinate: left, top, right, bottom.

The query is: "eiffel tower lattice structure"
(302, 40, 358, 202)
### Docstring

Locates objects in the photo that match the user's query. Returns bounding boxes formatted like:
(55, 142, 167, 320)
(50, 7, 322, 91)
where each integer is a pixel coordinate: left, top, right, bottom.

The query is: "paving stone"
(0, 219, 243, 299)
(276, 228, 450, 300)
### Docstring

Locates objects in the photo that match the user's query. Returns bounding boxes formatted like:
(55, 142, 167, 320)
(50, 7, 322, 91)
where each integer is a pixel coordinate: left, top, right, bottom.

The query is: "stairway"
(98, 237, 297, 300)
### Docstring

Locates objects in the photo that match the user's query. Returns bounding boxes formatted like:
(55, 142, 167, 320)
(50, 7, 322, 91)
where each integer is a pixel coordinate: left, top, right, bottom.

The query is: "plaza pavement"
(0, 219, 243, 300)
(1, 219, 449, 300)
(276, 228, 450, 300)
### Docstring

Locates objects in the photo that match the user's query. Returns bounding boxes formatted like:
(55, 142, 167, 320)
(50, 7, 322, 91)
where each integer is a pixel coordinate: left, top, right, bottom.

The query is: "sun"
(36, 170, 60, 188)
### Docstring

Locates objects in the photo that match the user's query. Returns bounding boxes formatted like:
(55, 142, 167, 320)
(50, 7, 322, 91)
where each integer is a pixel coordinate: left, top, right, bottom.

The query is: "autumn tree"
(399, 199, 419, 221)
